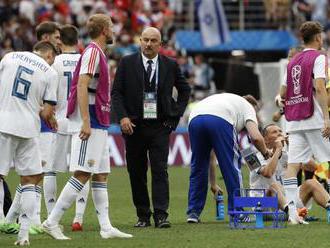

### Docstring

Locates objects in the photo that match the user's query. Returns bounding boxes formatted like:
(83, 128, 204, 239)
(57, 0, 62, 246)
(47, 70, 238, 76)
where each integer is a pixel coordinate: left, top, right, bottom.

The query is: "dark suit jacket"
(111, 52, 191, 130)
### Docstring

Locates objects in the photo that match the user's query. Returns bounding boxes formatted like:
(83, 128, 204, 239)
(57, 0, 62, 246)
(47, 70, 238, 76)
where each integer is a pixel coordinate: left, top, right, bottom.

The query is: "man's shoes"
(154, 216, 171, 228)
(14, 238, 29, 246)
(1, 223, 20, 234)
(42, 221, 71, 240)
(134, 219, 151, 228)
(100, 227, 133, 238)
(72, 222, 83, 232)
(187, 213, 200, 223)
(305, 216, 320, 222)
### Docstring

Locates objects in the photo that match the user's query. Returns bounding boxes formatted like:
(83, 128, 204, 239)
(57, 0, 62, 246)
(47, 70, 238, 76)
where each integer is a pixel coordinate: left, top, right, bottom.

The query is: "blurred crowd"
(0, 0, 216, 111)
(2, 0, 330, 127)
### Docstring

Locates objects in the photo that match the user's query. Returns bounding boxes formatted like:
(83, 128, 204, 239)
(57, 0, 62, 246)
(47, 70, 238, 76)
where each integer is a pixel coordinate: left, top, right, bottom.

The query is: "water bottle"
(255, 201, 264, 228)
(216, 192, 225, 220)
(326, 207, 330, 223)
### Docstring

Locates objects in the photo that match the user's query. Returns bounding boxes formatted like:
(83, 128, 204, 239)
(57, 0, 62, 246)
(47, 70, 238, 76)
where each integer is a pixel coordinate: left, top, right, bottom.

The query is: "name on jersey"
(12, 53, 49, 72)
(63, 60, 78, 67)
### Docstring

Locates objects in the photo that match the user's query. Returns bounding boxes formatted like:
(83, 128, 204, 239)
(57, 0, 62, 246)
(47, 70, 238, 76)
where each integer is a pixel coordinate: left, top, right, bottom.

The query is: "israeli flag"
(197, 0, 231, 47)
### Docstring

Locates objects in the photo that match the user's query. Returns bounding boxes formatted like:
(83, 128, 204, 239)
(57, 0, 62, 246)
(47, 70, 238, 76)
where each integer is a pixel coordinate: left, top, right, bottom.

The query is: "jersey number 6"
(11, 65, 34, 100)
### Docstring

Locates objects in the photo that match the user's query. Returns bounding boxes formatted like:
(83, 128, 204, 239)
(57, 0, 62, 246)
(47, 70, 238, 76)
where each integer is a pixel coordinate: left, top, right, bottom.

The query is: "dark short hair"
(243, 94, 259, 108)
(33, 41, 58, 55)
(87, 14, 111, 39)
(300, 21, 323, 44)
(36, 21, 60, 41)
(261, 123, 276, 137)
(60, 24, 78, 46)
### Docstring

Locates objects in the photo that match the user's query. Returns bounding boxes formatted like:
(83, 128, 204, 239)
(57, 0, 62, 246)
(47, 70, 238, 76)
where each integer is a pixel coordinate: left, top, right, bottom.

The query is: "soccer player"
(279, 21, 330, 224)
(42, 14, 132, 240)
(50, 24, 89, 231)
(250, 124, 330, 221)
(0, 41, 58, 245)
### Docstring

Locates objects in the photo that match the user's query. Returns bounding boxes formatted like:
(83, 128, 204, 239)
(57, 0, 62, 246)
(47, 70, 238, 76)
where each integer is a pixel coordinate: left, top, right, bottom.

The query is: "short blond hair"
(87, 14, 112, 39)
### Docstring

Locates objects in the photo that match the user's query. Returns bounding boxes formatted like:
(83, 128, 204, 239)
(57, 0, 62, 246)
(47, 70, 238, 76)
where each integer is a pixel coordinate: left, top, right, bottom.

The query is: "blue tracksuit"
(187, 114, 243, 216)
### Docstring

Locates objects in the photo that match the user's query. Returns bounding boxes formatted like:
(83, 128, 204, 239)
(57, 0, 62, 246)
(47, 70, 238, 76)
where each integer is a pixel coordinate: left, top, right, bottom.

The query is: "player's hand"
(210, 184, 223, 196)
(79, 121, 91, 140)
(263, 149, 273, 159)
(322, 119, 330, 138)
(47, 115, 58, 131)
(274, 136, 285, 150)
(275, 94, 285, 108)
(120, 117, 136, 135)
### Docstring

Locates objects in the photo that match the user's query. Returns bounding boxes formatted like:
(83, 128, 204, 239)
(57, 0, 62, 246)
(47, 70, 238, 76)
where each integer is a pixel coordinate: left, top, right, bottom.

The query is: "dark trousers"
(124, 120, 170, 220)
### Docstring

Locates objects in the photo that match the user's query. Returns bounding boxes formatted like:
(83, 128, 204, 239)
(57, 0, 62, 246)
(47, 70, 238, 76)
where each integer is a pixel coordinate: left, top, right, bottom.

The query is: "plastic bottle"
(255, 201, 264, 228)
(216, 192, 225, 220)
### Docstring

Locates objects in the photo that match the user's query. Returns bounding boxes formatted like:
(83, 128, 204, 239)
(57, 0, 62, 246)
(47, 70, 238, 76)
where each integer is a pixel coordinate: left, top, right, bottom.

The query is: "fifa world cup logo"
(292, 65, 301, 95)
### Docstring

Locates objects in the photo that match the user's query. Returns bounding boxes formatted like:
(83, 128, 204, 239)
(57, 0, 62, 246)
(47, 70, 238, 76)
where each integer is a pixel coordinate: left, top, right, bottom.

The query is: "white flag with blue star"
(197, 0, 231, 47)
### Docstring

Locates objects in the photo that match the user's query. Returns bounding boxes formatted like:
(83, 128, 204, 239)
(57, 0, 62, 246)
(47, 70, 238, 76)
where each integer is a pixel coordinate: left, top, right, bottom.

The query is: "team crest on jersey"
(88, 159, 95, 167)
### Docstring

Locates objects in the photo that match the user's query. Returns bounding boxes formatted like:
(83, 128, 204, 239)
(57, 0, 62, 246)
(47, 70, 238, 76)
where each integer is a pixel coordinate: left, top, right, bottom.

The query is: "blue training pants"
(187, 115, 243, 216)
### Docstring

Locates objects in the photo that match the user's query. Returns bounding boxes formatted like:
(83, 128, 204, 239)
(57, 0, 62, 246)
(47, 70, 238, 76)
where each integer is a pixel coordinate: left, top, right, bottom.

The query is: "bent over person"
(186, 93, 272, 223)
(112, 27, 191, 228)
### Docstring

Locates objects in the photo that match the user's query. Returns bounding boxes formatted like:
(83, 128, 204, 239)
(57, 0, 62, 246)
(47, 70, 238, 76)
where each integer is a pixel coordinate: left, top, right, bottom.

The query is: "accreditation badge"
(143, 92, 157, 119)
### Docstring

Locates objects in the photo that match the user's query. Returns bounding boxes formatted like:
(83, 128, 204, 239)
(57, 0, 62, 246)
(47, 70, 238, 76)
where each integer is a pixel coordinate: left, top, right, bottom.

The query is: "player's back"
(52, 53, 80, 134)
(0, 51, 57, 138)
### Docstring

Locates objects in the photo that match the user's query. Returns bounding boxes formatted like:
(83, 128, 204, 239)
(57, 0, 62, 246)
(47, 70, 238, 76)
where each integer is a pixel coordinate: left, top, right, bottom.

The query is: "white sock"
(283, 177, 298, 218)
(32, 185, 42, 225)
(5, 184, 22, 224)
(91, 181, 112, 231)
(0, 178, 4, 220)
(73, 180, 89, 224)
(47, 177, 84, 226)
(43, 172, 57, 216)
(18, 184, 37, 241)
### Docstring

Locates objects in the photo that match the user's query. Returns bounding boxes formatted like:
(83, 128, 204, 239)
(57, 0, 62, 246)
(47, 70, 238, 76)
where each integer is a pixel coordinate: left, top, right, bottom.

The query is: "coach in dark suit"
(111, 27, 190, 228)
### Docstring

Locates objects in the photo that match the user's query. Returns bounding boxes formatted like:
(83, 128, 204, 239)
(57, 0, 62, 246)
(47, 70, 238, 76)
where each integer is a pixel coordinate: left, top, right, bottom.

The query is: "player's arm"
(314, 55, 330, 138)
(245, 120, 272, 159)
(315, 77, 330, 138)
(41, 70, 58, 130)
(279, 85, 287, 100)
(315, 78, 329, 121)
(77, 74, 92, 140)
(78, 48, 99, 140)
(209, 154, 222, 195)
(258, 139, 283, 178)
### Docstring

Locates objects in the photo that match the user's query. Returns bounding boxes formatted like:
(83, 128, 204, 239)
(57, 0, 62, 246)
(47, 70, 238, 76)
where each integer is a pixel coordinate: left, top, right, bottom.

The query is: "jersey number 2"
(12, 65, 34, 100)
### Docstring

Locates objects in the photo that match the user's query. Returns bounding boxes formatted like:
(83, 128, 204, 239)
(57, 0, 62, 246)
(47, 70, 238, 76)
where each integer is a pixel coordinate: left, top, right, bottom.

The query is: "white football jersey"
(0, 52, 58, 138)
(249, 150, 288, 190)
(52, 52, 80, 134)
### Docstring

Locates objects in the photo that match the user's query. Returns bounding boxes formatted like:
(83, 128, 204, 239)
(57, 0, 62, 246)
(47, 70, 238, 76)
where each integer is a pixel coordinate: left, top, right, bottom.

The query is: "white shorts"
(38, 132, 56, 172)
(288, 129, 330, 164)
(52, 133, 71, 172)
(0, 132, 42, 176)
(70, 129, 110, 174)
(296, 186, 313, 209)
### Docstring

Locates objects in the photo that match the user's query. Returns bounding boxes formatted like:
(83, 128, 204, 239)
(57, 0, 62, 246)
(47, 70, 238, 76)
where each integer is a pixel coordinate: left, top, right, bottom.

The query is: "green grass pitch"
(1, 166, 330, 247)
